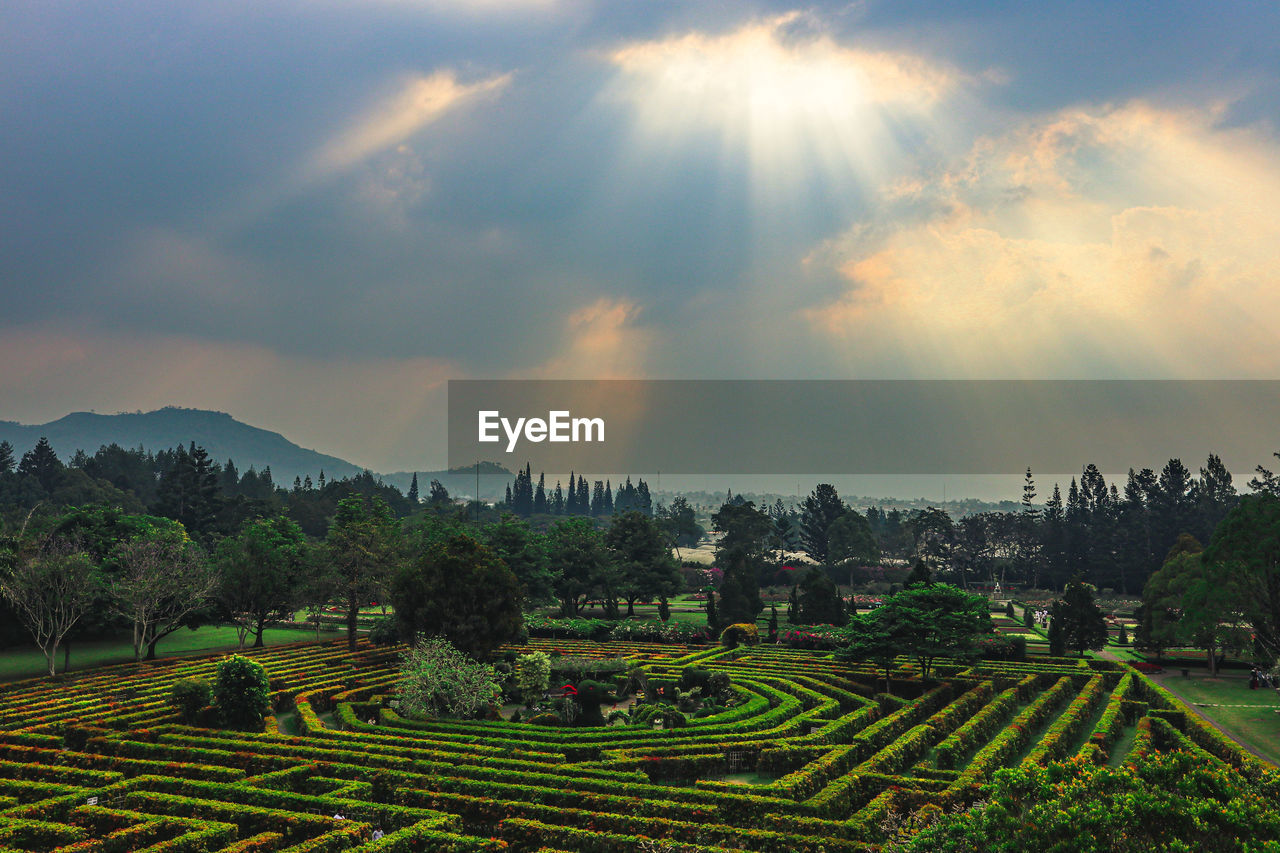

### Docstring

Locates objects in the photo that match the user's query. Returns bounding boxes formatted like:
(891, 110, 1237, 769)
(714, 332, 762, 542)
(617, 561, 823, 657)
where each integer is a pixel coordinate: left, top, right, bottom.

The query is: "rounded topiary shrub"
(214, 655, 272, 731)
(367, 615, 400, 646)
(719, 623, 759, 649)
(168, 676, 213, 723)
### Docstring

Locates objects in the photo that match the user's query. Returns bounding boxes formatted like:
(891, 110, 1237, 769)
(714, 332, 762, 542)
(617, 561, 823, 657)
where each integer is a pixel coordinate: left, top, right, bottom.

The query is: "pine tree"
(407, 473, 420, 504)
(303, 474, 313, 490)
(577, 476, 590, 514)
(636, 479, 652, 516)
(552, 481, 565, 514)
(603, 480, 614, 515)
(0, 440, 16, 476)
(17, 437, 62, 492)
(565, 472, 578, 514)
(318, 470, 326, 489)
(1021, 467, 1040, 518)
(155, 443, 221, 539)
(590, 480, 605, 516)
(534, 473, 548, 515)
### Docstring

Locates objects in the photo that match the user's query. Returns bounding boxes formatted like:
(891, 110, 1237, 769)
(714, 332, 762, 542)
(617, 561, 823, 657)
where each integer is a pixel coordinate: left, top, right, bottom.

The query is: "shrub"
(720, 622, 759, 649)
(515, 651, 551, 706)
(213, 655, 271, 731)
(1005, 601, 1015, 618)
(367, 615, 399, 646)
(168, 676, 213, 723)
(976, 634, 1026, 661)
(393, 637, 500, 719)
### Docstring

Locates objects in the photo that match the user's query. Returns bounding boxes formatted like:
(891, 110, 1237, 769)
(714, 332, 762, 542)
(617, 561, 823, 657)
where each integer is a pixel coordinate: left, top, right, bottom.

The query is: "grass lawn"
(1153, 671, 1280, 767)
(0, 624, 342, 683)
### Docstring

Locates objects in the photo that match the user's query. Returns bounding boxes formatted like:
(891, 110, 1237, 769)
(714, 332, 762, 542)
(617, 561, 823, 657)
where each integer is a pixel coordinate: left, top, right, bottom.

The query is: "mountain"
(0, 408, 513, 499)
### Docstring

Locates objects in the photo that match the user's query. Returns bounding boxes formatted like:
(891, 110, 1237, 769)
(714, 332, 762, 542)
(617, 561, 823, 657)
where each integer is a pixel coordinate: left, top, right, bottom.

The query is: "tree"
(0, 538, 99, 676)
(1138, 535, 1221, 669)
(842, 584, 991, 681)
(548, 517, 613, 617)
(1249, 451, 1280, 496)
(393, 637, 500, 719)
(797, 568, 846, 626)
(533, 473, 548, 515)
(799, 484, 846, 564)
(483, 514, 555, 606)
(428, 479, 450, 505)
(389, 531, 523, 659)
(905, 559, 932, 589)
(324, 495, 401, 651)
(17, 437, 63, 493)
(154, 443, 222, 541)
(1052, 577, 1108, 656)
(658, 496, 703, 556)
(0, 440, 15, 476)
(607, 511, 681, 617)
(110, 530, 218, 661)
(407, 473, 420, 505)
(898, 751, 1280, 853)
(1200, 492, 1280, 662)
(168, 676, 213, 723)
(215, 516, 309, 648)
(838, 610, 904, 694)
(712, 501, 771, 625)
(213, 654, 271, 731)
(908, 507, 956, 577)
(515, 651, 551, 706)
(826, 510, 880, 584)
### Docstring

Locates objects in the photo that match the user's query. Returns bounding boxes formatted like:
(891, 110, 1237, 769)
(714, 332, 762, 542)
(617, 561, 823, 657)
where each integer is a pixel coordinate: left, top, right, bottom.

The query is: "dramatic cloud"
(805, 102, 1280, 377)
(2, 1, 1277, 475)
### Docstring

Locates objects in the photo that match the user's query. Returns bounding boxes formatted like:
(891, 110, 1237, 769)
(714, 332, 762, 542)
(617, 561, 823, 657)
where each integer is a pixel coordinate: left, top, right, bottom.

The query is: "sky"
(3, 1, 1279, 487)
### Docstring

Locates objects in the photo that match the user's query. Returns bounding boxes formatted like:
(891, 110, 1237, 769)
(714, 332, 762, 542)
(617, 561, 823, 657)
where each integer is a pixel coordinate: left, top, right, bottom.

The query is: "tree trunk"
(253, 619, 266, 648)
(146, 636, 160, 660)
(347, 594, 359, 651)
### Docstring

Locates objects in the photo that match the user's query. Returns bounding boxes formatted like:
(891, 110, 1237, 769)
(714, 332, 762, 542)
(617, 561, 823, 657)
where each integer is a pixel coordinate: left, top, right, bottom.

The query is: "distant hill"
(0, 408, 513, 499)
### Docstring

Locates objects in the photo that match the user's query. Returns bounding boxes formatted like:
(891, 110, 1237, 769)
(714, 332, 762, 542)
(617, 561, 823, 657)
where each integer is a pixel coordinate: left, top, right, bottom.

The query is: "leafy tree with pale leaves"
(110, 528, 218, 661)
(0, 537, 99, 676)
(393, 637, 500, 719)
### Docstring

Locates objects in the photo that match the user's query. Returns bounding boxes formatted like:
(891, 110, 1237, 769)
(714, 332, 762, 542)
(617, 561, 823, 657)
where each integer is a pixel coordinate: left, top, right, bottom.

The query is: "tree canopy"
(840, 584, 991, 681)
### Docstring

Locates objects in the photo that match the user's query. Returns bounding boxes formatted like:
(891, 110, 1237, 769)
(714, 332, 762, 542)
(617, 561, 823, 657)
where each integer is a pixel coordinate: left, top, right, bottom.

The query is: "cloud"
(607, 12, 957, 111)
(304, 70, 511, 179)
(529, 297, 656, 379)
(804, 102, 1280, 377)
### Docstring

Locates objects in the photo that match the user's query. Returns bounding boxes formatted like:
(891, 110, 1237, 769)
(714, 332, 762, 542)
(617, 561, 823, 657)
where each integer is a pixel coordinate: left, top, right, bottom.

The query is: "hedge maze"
(0, 638, 1269, 852)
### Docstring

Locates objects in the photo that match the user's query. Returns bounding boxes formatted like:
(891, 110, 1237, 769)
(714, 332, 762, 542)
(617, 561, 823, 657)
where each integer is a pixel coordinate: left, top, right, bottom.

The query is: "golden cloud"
(806, 102, 1280, 377)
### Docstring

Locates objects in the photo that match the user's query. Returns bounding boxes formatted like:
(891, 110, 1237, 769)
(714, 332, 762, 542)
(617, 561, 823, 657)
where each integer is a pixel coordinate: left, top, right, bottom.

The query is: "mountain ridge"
(0, 407, 512, 498)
